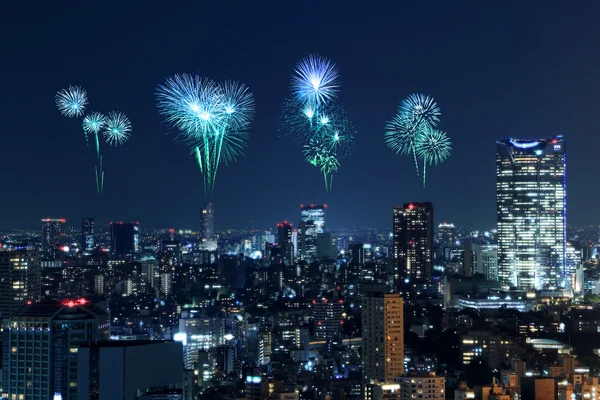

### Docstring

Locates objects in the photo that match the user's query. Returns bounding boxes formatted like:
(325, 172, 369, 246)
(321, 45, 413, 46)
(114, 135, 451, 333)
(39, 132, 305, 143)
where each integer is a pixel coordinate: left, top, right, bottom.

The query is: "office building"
(41, 218, 66, 256)
(437, 222, 457, 246)
(396, 372, 445, 400)
(110, 222, 140, 256)
(393, 203, 434, 284)
(277, 221, 294, 265)
(199, 203, 216, 250)
(463, 243, 499, 280)
(177, 311, 225, 369)
(299, 204, 326, 262)
(0, 244, 41, 318)
(348, 243, 365, 266)
(81, 217, 94, 253)
(316, 232, 337, 259)
(312, 298, 344, 341)
(77, 340, 184, 400)
(2, 299, 109, 400)
(497, 136, 566, 290)
(361, 293, 404, 383)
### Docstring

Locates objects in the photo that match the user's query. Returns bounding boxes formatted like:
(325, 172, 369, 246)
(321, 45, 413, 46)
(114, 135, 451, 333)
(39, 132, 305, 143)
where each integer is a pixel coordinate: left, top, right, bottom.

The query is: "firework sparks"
(56, 86, 88, 117)
(292, 55, 340, 107)
(415, 127, 452, 187)
(103, 111, 132, 146)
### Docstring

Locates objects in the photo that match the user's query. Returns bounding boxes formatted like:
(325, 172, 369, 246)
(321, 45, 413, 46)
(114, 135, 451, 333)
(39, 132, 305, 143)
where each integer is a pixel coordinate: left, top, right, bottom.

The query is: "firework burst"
(103, 111, 132, 146)
(415, 127, 452, 187)
(56, 86, 88, 117)
(292, 55, 340, 107)
(156, 74, 254, 192)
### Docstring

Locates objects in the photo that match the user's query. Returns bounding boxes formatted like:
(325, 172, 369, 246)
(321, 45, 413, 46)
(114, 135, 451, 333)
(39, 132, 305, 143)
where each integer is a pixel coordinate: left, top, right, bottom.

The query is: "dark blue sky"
(1, 1, 599, 231)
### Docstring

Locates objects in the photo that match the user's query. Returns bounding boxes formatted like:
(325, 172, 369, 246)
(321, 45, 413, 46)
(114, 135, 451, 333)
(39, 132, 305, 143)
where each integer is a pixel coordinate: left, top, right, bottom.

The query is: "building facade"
(299, 204, 326, 262)
(110, 222, 140, 256)
(41, 218, 66, 257)
(0, 244, 41, 318)
(361, 293, 404, 384)
(81, 217, 94, 253)
(496, 136, 566, 289)
(393, 203, 434, 285)
(277, 221, 294, 266)
(2, 300, 109, 400)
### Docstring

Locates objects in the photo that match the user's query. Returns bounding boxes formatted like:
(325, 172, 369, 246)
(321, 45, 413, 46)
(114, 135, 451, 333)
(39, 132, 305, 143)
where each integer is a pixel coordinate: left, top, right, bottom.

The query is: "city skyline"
(2, 3, 599, 230)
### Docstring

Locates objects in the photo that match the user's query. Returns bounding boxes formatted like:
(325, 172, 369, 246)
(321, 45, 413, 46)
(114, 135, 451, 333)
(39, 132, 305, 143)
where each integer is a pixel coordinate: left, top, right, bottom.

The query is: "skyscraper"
(200, 203, 215, 241)
(361, 293, 404, 383)
(392, 203, 434, 285)
(41, 218, 66, 256)
(496, 136, 566, 289)
(299, 204, 326, 262)
(110, 222, 140, 256)
(81, 217, 94, 252)
(2, 299, 109, 400)
(277, 221, 293, 265)
(0, 244, 41, 318)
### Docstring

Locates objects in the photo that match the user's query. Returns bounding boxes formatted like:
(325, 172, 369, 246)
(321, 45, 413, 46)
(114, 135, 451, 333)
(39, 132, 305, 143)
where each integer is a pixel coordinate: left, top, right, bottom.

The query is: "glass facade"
(496, 136, 566, 289)
(299, 204, 326, 262)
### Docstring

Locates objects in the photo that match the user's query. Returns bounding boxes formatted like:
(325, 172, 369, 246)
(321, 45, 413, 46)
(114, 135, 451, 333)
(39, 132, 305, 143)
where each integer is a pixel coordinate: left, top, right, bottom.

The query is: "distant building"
(393, 203, 434, 285)
(0, 244, 41, 318)
(81, 217, 94, 252)
(41, 218, 66, 256)
(312, 298, 343, 341)
(348, 243, 365, 266)
(299, 204, 326, 262)
(316, 232, 337, 259)
(2, 299, 109, 400)
(199, 203, 216, 249)
(361, 293, 404, 383)
(396, 372, 445, 400)
(497, 136, 566, 290)
(520, 377, 555, 400)
(277, 221, 294, 265)
(77, 340, 184, 400)
(463, 243, 498, 280)
(110, 222, 140, 256)
(437, 222, 457, 246)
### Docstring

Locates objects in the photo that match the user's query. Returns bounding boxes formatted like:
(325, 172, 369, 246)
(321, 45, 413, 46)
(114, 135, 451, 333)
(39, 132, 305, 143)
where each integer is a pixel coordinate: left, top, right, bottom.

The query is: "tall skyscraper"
(2, 299, 109, 400)
(41, 218, 66, 256)
(110, 222, 140, 256)
(81, 217, 94, 252)
(361, 293, 404, 384)
(277, 221, 294, 265)
(0, 244, 41, 318)
(392, 203, 434, 285)
(312, 298, 344, 341)
(299, 204, 326, 262)
(200, 203, 215, 241)
(496, 135, 566, 289)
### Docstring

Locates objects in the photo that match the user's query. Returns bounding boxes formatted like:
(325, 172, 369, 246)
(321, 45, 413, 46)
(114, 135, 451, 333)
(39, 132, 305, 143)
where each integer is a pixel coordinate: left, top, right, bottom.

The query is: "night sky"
(2, 2, 599, 231)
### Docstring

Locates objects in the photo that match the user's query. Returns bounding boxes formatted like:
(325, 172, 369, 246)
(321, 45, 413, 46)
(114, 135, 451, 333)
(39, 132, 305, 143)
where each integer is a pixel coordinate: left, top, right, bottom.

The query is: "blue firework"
(103, 111, 132, 146)
(56, 86, 88, 118)
(292, 55, 340, 107)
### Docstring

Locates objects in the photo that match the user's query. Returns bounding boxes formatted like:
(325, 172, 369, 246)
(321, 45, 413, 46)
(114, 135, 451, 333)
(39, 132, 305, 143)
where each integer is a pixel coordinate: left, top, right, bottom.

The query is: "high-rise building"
(463, 243, 499, 280)
(392, 203, 434, 285)
(277, 221, 294, 265)
(77, 340, 184, 400)
(199, 202, 215, 242)
(361, 293, 404, 384)
(41, 218, 66, 256)
(0, 244, 41, 318)
(110, 222, 140, 256)
(81, 217, 94, 252)
(396, 372, 445, 400)
(437, 222, 457, 246)
(316, 232, 338, 259)
(2, 299, 109, 400)
(348, 243, 365, 266)
(312, 298, 344, 341)
(496, 136, 566, 289)
(299, 204, 326, 262)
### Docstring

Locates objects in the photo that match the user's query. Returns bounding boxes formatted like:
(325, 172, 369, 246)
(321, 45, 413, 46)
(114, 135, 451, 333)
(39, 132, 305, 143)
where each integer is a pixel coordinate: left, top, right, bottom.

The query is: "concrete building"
(396, 372, 445, 400)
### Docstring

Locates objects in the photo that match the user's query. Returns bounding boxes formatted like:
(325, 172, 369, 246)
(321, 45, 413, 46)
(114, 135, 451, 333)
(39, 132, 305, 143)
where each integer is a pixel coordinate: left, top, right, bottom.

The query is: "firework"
(56, 86, 88, 118)
(156, 74, 254, 192)
(399, 93, 441, 127)
(415, 127, 452, 187)
(103, 111, 132, 146)
(292, 55, 340, 107)
(82, 112, 106, 154)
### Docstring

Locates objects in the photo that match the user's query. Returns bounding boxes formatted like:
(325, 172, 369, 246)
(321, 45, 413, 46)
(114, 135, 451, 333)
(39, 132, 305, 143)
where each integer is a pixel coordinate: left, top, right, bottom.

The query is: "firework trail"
(156, 74, 254, 192)
(415, 127, 452, 187)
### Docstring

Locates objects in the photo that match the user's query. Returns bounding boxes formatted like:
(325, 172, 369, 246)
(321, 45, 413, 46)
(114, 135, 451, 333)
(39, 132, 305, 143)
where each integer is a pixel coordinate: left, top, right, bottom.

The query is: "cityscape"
(3, 2, 600, 400)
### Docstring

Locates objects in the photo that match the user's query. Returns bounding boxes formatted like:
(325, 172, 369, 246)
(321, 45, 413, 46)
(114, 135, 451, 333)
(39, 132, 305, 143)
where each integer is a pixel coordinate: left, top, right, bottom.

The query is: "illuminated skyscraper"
(200, 203, 215, 241)
(110, 222, 139, 256)
(0, 244, 41, 318)
(41, 218, 66, 255)
(496, 135, 566, 289)
(81, 217, 94, 253)
(437, 222, 456, 246)
(361, 293, 404, 384)
(392, 203, 434, 285)
(299, 204, 326, 262)
(277, 221, 294, 265)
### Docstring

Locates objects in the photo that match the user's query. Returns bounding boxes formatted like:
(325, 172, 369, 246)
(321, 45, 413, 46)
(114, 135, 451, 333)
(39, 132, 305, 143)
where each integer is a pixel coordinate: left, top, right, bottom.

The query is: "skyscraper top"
(300, 204, 327, 210)
(498, 135, 565, 155)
